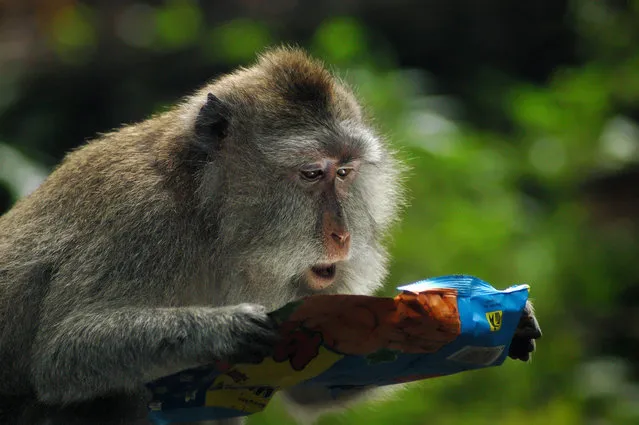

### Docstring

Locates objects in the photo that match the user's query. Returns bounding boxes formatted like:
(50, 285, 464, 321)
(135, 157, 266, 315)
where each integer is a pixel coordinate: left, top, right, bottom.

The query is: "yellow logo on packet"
(204, 346, 344, 414)
(486, 310, 503, 331)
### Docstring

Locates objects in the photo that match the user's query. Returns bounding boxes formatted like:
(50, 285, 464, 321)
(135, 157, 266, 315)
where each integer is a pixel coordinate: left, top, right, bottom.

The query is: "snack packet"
(146, 275, 530, 424)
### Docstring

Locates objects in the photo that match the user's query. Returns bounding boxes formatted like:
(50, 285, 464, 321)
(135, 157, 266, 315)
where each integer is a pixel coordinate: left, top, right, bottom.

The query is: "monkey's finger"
(250, 331, 281, 348)
(517, 352, 530, 362)
(517, 324, 542, 339)
(508, 337, 535, 361)
(252, 315, 280, 331)
(520, 301, 542, 337)
(247, 316, 279, 331)
(527, 314, 542, 338)
(516, 314, 542, 339)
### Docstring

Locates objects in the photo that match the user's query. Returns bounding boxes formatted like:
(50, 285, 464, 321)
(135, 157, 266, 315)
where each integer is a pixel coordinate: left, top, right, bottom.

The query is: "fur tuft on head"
(254, 45, 335, 106)
(179, 45, 363, 136)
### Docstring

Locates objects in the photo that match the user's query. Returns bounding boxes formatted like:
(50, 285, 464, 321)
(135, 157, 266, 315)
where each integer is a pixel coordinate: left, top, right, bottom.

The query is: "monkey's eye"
(300, 169, 323, 181)
(336, 168, 352, 178)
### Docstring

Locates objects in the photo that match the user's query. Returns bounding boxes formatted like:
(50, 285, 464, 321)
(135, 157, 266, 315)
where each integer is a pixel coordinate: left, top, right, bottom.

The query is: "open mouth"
(310, 263, 337, 280)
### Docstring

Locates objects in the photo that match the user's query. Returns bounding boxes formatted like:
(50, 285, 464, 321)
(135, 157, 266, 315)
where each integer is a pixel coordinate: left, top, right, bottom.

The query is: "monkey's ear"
(194, 93, 230, 146)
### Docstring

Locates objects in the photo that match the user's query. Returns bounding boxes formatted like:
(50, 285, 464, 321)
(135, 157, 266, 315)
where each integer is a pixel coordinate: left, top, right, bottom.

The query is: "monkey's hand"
(214, 303, 281, 365)
(508, 300, 542, 361)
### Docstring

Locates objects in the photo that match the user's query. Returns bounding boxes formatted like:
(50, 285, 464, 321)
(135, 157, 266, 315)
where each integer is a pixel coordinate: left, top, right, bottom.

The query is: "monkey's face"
(213, 120, 403, 303)
(296, 156, 358, 290)
(193, 49, 404, 304)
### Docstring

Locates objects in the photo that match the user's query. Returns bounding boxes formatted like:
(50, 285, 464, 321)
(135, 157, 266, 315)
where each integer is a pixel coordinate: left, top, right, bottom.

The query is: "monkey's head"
(180, 47, 406, 305)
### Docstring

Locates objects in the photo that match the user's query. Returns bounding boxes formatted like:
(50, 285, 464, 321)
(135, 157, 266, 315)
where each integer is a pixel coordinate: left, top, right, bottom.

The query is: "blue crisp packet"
(146, 275, 530, 424)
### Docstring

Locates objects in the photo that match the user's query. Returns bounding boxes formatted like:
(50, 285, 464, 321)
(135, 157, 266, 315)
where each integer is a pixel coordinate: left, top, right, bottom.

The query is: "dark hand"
(508, 300, 542, 362)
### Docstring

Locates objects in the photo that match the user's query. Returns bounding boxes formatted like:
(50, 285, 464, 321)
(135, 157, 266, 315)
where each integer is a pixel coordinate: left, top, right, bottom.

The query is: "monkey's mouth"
(306, 263, 337, 290)
(311, 264, 336, 279)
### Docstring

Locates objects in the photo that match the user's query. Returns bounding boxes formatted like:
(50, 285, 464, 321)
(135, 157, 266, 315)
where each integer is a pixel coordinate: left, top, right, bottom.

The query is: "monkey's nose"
(331, 231, 350, 246)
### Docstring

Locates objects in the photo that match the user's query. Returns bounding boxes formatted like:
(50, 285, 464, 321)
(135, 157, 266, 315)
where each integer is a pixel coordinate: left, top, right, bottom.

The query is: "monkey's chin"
(305, 263, 337, 291)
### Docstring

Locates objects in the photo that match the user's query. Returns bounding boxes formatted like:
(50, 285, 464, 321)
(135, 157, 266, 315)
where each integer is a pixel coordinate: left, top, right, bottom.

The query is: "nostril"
(331, 232, 350, 245)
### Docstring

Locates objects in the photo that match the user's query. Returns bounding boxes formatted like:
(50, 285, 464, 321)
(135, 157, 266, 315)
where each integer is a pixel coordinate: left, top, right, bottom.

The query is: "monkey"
(0, 46, 541, 425)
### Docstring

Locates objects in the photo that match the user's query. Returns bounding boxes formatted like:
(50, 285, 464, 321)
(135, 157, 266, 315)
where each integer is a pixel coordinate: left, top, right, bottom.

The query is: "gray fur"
(0, 47, 405, 424)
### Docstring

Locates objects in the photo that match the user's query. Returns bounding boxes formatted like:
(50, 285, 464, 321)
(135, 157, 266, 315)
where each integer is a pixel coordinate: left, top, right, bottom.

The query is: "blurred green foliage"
(154, 0, 203, 50)
(1, 1, 638, 424)
(205, 19, 273, 64)
(50, 3, 97, 64)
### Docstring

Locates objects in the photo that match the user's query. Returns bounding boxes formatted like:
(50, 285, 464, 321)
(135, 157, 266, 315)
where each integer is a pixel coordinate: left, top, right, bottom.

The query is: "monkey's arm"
(30, 304, 276, 405)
